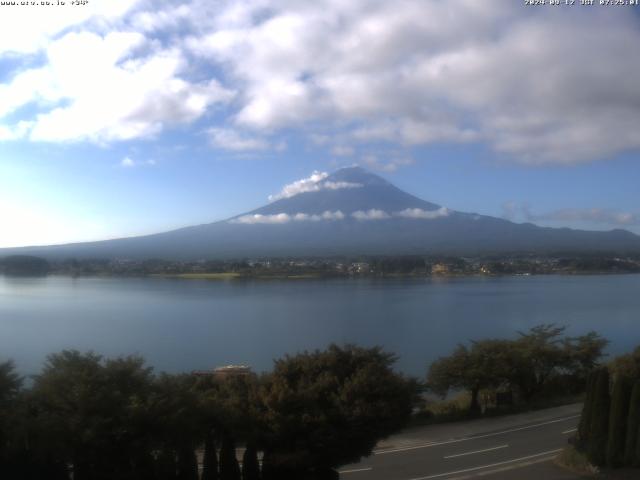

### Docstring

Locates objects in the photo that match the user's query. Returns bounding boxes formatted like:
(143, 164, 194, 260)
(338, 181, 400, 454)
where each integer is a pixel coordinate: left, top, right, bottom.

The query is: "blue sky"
(0, 0, 639, 247)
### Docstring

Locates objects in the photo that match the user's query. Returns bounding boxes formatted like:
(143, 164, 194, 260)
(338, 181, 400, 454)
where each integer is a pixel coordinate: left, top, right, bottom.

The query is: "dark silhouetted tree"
(588, 367, 610, 466)
(202, 430, 219, 480)
(177, 445, 199, 480)
(260, 344, 417, 475)
(220, 434, 241, 480)
(428, 340, 512, 415)
(606, 375, 632, 467)
(624, 382, 640, 467)
(577, 370, 597, 448)
(242, 443, 260, 480)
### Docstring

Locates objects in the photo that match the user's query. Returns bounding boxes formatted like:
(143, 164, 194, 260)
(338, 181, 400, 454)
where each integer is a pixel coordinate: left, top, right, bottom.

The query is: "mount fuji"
(3, 167, 640, 259)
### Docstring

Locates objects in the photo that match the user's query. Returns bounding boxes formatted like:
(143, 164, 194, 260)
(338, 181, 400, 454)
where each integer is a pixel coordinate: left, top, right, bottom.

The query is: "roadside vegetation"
(422, 325, 608, 421)
(567, 346, 640, 473)
(0, 345, 417, 480)
(2, 328, 638, 478)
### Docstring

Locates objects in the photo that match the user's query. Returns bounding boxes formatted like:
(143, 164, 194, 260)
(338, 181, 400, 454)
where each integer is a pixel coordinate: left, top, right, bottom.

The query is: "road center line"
(444, 444, 508, 459)
(562, 428, 577, 434)
(375, 415, 579, 455)
(408, 448, 563, 480)
(339, 467, 373, 474)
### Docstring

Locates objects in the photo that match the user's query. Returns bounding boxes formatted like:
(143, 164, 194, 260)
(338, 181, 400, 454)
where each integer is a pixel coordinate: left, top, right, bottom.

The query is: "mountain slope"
(3, 167, 640, 259)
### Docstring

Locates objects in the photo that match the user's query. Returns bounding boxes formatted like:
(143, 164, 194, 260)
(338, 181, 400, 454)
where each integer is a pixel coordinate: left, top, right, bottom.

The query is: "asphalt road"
(339, 404, 583, 480)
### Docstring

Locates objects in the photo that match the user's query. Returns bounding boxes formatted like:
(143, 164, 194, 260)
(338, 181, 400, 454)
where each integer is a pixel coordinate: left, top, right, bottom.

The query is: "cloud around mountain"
(268, 171, 363, 202)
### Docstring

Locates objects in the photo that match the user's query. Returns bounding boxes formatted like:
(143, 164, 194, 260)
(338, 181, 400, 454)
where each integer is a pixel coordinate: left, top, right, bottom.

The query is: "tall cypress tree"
(202, 431, 219, 480)
(177, 446, 199, 480)
(624, 382, 640, 467)
(219, 435, 241, 480)
(156, 448, 178, 480)
(242, 443, 260, 480)
(587, 367, 610, 466)
(578, 370, 597, 448)
(636, 420, 640, 467)
(606, 375, 632, 467)
(260, 450, 275, 480)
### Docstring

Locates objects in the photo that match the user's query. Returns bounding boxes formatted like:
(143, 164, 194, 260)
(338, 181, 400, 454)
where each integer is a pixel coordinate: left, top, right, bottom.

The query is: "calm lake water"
(1, 274, 639, 377)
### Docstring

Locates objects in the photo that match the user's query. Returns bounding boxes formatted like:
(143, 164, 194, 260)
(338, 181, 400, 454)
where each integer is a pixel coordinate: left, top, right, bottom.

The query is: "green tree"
(610, 346, 640, 379)
(606, 375, 632, 467)
(31, 350, 156, 479)
(427, 340, 512, 415)
(587, 367, 610, 466)
(624, 382, 640, 467)
(563, 331, 609, 383)
(509, 325, 569, 401)
(242, 443, 260, 480)
(259, 344, 417, 475)
(0, 360, 23, 479)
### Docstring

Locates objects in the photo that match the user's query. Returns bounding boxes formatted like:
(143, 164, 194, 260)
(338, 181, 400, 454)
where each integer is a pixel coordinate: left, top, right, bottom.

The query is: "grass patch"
(555, 445, 599, 476)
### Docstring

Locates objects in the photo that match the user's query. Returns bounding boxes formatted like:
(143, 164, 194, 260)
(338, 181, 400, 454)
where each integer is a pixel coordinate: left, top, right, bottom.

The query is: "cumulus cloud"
(352, 209, 390, 221)
(0, 26, 234, 144)
(231, 210, 345, 224)
(232, 213, 291, 224)
(120, 156, 155, 168)
(268, 171, 329, 201)
(268, 171, 362, 201)
(396, 207, 450, 219)
(231, 207, 452, 225)
(208, 128, 271, 151)
(181, 0, 640, 164)
(2, 0, 640, 163)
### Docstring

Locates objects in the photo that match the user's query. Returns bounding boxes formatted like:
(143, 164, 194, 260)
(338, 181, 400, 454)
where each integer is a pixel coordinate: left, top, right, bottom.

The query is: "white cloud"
(208, 128, 271, 151)
(293, 210, 345, 222)
(120, 156, 155, 168)
(268, 171, 363, 201)
(268, 171, 328, 201)
(231, 210, 345, 224)
(181, 0, 640, 164)
(352, 209, 390, 221)
(232, 213, 291, 224)
(1, 29, 234, 144)
(0, 0, 144, 56)
(2, 0, 640, 163)
(396, 207, 450, 219)
(323, 181, 362, 190)
(230, 207, 452, 225)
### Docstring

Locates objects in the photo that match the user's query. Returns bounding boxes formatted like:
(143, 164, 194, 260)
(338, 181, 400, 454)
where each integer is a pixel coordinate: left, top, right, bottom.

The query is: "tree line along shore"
(2, 253, 640, 278)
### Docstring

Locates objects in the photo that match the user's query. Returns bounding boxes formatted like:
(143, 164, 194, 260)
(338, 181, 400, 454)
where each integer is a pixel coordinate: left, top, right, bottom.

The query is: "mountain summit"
(3, 167, 640, 259)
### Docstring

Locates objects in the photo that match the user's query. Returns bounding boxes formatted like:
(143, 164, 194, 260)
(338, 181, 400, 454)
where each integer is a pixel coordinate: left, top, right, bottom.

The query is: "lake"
(1, 274, 639, 377)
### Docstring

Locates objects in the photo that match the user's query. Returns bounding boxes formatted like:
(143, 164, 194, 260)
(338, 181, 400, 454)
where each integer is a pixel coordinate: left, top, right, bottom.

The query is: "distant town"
(2, 253, 640, 278)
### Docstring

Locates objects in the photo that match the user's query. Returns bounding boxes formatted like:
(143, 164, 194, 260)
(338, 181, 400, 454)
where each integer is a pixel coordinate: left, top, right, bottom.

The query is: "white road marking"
(444, 444, 508, 459)
(408, 448, 563, 480)
(339, 467, 373, 474)
(375, 415, 579, 455)
(562, 428, 577, 434)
